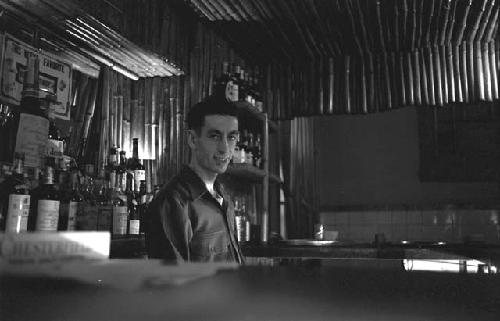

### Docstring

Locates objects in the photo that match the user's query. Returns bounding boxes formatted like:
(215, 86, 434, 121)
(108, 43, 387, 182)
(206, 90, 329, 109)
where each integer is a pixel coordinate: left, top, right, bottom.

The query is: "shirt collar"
(180, 165, 225, 200)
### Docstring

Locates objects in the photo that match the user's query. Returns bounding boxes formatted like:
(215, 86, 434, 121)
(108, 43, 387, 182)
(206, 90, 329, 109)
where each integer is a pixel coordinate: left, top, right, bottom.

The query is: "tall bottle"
(29, 157, 60, 231)
(230, 64, 240, 102)
(14, 54, 49, 169)
(106, 146, 118, 188)
(118, 150, 127, 191)
(112, 172, 129, 236)
(214, 61, 233, 101)
(2, 152, 31, 233)
(46, 94, 64, 159)
(96, 166, 112, 232)
(58, 169, 83, 231)
(78, 164, 98, 230)
(128, 138, 145, 194)
(129, 180, 146, 236)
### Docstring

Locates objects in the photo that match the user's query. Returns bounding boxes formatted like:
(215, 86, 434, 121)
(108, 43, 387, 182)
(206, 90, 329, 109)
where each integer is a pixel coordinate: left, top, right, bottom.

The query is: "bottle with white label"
(3, 152, 31, 233)
(14, 54, 49, 169)
(29, 157, 60, 231)
(128, 138, 145, 194)
(58, 170, 82, 231)
(112, 172, 128, 235)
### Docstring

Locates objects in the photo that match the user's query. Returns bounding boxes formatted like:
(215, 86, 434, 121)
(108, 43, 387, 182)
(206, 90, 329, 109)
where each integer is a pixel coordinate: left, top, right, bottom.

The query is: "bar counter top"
(1, 259, 500, 321)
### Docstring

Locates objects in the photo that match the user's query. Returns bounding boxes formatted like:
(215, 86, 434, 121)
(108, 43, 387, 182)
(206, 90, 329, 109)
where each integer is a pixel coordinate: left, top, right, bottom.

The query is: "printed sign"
(0, 232, 110, 268)
(0, 34, 72, 119)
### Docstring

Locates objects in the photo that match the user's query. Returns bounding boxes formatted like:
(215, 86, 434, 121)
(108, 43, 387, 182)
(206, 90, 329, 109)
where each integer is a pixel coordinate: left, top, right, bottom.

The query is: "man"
(145, 95, 244, 264)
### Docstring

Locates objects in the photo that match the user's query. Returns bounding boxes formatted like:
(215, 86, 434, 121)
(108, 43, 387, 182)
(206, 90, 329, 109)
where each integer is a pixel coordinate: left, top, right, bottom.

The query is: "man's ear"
(187, 129, 197, 149)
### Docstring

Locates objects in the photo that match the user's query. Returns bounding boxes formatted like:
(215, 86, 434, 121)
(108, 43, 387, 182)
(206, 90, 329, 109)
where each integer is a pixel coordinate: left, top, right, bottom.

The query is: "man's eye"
(228, 135, 238, 141)
(209, 134, 221, 140)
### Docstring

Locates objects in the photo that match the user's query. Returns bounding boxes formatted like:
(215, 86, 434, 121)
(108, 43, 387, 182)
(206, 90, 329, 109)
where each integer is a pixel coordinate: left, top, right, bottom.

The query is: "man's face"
(189, 114, 239, 177)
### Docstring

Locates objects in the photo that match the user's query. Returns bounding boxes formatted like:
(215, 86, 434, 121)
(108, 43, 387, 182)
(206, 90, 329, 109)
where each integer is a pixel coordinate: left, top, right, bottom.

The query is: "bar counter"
(2, 258, 499, 321)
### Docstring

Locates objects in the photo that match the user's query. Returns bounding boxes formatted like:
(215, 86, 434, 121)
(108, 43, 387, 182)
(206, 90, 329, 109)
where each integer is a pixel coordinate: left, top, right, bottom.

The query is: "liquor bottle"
(107, 146, 118, 188)
(29, 157, 60, 232)
(230, 64, 240, 102)
(14, 54, 50, 169)
(46, 96, 64, 159)
(132, 180, 147, 235)
(128, 197, 140, 236)
(246, 132, 254, 165)
(214, 61, 233, 101)
(78, 164, 98, 230)
(128, 138, 145, 194)
(118, 150, 127, 191)
(111, 172, 128, 236)
(234, 196, 250, 242)
(58, 169, 83, 231)
(95, 170, 112, 232)
(253, 134, 262, 168)
(239, 129, 249, 164)
(238, 68, 247, 102)
(2, 152, 31, 233)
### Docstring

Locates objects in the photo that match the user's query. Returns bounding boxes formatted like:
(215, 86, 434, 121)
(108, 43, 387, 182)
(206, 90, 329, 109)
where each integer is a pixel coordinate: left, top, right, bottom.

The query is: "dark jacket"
(145, 166, 243, 264)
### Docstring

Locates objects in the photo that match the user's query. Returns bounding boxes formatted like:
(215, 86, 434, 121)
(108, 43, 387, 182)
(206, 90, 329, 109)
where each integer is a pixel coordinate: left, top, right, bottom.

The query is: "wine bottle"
(96, 170, 112, 232)
(29, 157, 60, 232)
(78, 164, 98, 230)
(14, 54, 49, 169)
(3, 152, 31, 233)
(128, 138, 145, 194)
(112, 172, 129, 236)
(59, 169, 83, 231)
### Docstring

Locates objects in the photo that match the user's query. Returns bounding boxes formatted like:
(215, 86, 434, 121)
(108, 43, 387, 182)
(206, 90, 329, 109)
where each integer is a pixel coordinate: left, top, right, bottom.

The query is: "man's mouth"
(214, 156, 229, 163)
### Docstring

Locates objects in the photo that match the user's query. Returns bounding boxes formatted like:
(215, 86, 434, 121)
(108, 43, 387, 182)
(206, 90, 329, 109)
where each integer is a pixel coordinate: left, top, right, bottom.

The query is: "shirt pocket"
(190, 230, 231, 262)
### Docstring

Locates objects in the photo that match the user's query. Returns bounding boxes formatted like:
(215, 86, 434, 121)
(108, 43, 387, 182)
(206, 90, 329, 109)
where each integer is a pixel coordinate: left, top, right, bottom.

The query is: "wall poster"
(0, 33, 72, 120)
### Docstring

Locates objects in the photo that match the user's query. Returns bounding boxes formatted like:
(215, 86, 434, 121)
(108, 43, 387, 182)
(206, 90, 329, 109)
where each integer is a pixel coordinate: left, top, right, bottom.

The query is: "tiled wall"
(320, 207, 500, 244)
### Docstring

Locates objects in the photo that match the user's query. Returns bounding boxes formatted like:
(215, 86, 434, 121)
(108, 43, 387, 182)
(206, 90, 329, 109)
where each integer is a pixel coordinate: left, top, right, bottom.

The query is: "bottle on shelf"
(58, 168, 83, 231)
(118, 150, 127, 192)
(233, 196, 250, 242)
(239, 129, 249, 164)
(46, 94, 65, 159)
(13, 54, 50, 170)
(95, 167, 112, 232)
(246, 132, 254, 165)
(128, 138, 145, 194)
(29, 157, 60, 232)
(106, 146, 118, 189)
(135, 180, 148, 235)
(253, 134, 262, 169)
(127, 195, 140, 236)
(230, 64, 240, 102)
(78, 164, 98, 230)
(111, 172, 128, 236)
(1, 152, 31, 233)
(238, 68, 247, 102)
(214, 61, 233, 101)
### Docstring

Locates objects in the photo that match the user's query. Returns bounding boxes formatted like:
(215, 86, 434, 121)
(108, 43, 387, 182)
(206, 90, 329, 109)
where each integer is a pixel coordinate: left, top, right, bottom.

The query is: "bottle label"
(36, 200, 60, 231)
(128, 220, 140, 235)
(15, 113, 50, 168)
(5, 194, 30, 233)
(78, 204, 98, 230)
(67, 201, 79, 231)
(97, 205, 112, 231)
(134, 169, 145, 192)
(47, 138, 64, 157)
(112, 206, 128, 235)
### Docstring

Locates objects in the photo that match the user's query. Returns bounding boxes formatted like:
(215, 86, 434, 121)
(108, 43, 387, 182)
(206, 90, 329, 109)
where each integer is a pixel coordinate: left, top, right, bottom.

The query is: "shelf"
(235, 101, 278, 133)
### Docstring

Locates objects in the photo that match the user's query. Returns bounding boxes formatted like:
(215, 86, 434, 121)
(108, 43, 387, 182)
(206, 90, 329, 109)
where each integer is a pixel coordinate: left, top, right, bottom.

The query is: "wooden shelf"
(235, 101, 278, 132)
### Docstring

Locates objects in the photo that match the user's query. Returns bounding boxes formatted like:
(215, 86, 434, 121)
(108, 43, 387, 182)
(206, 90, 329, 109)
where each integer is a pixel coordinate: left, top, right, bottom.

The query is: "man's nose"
(218, 137, 230, 153)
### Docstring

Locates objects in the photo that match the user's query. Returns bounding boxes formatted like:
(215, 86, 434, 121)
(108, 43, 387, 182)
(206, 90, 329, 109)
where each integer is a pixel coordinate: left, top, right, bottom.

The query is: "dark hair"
(186, 95, 239, 133)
